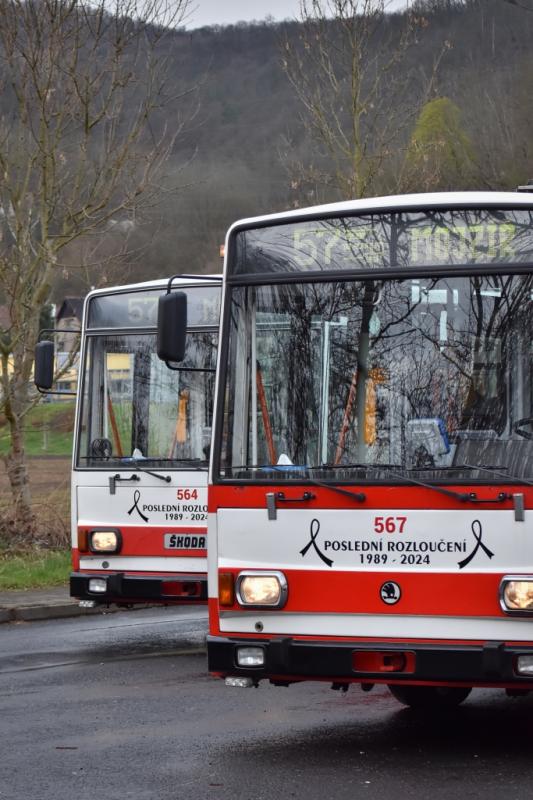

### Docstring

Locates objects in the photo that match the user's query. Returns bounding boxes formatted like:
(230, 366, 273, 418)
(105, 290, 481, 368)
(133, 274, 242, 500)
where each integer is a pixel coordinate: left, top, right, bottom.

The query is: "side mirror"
(157, 291, 187, 363)
(34, 340, 55, 390)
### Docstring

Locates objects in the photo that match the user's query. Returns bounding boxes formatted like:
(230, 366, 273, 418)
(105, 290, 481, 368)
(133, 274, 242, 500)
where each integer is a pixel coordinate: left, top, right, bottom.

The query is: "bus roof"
(84, 273, 221, 302)
(226, 191, 533, 236)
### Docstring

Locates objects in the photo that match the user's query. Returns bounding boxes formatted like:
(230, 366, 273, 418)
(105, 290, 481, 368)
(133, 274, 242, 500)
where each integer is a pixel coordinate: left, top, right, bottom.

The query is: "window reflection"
(221, 276, 533, 480)
(79, 332, 217, 467)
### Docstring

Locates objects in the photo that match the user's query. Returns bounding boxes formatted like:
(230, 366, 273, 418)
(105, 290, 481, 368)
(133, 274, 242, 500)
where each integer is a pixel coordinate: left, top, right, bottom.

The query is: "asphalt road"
(2, 609, 533, 800)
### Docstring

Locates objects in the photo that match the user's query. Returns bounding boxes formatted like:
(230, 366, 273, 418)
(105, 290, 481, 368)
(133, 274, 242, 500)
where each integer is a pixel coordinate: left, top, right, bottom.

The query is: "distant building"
(1, 296, 128, 399)
(55, 298, 83, 352)
(0, 298, 84, 400)
(54, 298, 83, 394)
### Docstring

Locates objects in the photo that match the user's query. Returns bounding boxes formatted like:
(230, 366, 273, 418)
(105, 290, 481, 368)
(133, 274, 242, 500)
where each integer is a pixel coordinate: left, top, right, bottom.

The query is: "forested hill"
(57, 0, 533, 290)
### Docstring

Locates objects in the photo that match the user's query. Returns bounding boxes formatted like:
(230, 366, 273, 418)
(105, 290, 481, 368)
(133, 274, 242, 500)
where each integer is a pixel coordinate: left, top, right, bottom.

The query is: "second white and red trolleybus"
(68, 275, 220, 606)
(205, 192, 533, 706)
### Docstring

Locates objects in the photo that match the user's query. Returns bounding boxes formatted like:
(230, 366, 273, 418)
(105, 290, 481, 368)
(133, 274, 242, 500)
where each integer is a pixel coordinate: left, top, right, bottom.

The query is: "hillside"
(52, 0, 533, 291)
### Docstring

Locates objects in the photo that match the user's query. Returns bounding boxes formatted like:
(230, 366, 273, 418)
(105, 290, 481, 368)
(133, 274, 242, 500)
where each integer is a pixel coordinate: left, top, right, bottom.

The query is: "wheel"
(388, 684, 471, 709)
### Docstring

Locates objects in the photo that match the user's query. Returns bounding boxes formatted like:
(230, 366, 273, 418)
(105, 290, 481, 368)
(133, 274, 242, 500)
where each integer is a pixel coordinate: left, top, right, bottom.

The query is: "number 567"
(374, 516, 407, 534)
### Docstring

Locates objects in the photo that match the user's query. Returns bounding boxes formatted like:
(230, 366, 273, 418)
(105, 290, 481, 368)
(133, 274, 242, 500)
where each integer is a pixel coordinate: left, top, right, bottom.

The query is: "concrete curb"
(0, 601, 153, 624)
(0, 608, 13, 624)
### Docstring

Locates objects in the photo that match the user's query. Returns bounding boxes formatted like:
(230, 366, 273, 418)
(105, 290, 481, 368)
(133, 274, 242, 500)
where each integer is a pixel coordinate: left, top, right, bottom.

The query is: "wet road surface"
(1, 609, 533, 799)
(0, 606, 207, 674)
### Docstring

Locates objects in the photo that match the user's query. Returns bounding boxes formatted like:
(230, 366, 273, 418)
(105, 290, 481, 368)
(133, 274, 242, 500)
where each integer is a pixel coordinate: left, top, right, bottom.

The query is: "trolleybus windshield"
(219, 209, 533, 482)
(77, 287, 218, 469)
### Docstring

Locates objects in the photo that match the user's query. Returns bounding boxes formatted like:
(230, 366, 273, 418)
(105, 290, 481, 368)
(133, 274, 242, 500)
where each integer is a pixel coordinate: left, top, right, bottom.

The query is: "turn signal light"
(78, 529, 89, 551)
(219, 572, 235, 606)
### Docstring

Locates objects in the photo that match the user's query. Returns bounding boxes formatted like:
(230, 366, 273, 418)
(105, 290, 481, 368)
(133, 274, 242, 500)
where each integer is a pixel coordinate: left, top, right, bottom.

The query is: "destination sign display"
(231, 209, 533, 275)
(88, 285, 220, 329)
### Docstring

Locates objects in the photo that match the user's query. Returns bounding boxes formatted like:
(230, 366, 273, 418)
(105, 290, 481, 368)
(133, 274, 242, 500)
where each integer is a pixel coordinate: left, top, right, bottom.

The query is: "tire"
(388, 684, 472, 709)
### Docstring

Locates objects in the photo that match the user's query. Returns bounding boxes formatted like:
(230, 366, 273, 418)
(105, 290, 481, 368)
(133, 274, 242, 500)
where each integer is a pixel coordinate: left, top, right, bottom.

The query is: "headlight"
(500, 576, 533, 613)
(236, 571, 287, 608)
(89, 529, 122, 553)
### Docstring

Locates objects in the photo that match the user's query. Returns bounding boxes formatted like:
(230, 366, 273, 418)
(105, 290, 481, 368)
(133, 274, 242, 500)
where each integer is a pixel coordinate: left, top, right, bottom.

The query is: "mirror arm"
(37, 327, 79, 340)
(35, 327, 80, 395)
(166, 274, 219, 293)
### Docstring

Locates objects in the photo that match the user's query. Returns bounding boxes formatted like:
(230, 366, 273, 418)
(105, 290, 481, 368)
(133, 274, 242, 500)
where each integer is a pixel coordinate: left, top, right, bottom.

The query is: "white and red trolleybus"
(38, 275, 221, 606)
(205, 192, 533, 707)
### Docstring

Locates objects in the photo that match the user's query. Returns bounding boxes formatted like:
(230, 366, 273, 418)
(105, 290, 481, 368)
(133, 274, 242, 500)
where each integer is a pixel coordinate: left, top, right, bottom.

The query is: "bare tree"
(0, 0, 193, 534)
(281, 0, 446, 202)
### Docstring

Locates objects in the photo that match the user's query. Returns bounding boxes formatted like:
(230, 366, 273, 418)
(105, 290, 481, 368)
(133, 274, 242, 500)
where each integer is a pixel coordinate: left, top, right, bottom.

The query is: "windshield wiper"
(225, 463, 366, 502)
(314, 463, 507, 504)
(307, 463, 410, 503)
(228, 462, 392, 473)
(311, 462, 401, 473)
(80, 455, 206, 465)
(123, 456, 207, 472)
(226, 459, 522, 506)
(381, 466, 510, 505)
(226, 463, 308, 474)
(410, 462, 533, 487)
(461, 463, 533, 487)
(303, 476, 366, 503)
(226, 461, 513, 501)
(131, 459, 171, 483)
(140, 457, 208, 471)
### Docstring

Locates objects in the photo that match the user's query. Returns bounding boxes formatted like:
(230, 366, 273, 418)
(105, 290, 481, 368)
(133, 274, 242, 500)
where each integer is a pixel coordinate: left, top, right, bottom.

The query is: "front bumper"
(207, 635, 533, 686)
(70, 572, 207, 604)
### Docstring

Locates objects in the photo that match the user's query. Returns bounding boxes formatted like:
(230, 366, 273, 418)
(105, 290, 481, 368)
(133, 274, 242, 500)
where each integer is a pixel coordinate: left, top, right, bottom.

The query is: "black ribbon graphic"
(300, 519, 333, 567)
(127, 490, 149, 523)
(458, 519, 494, 569)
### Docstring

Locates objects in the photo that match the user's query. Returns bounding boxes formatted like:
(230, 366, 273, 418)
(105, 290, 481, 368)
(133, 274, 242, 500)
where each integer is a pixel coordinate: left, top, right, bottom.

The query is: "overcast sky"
(185, 0, 408, 29)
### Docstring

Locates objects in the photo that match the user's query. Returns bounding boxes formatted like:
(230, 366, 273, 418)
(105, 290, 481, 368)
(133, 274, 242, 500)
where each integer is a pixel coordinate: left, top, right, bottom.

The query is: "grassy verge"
(0, 457, 71, 548)
(0, 400, 75, 457)
(0, 550, 70, 591)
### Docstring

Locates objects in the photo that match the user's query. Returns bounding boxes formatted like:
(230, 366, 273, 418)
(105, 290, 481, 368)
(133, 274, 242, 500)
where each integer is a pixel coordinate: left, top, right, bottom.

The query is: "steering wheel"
(514, 418, 533, 440)
(91, 437, 113, 458)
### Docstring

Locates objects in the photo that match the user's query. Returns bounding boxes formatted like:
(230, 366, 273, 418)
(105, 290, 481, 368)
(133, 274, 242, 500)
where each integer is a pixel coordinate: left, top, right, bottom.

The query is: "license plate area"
(162, 580, 203, 597)
(352, 650, 416, 673)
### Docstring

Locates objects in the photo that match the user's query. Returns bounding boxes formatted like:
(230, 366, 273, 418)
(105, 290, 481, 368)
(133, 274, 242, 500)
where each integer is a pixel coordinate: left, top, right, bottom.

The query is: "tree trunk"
(2, 406, 34, 536)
